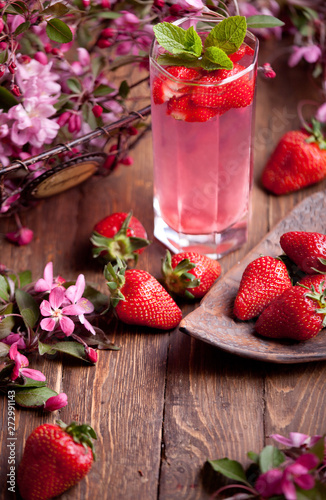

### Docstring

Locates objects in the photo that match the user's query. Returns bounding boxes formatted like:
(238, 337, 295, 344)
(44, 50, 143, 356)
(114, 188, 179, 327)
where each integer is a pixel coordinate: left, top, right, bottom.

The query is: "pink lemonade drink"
(150, 16, 258, 258)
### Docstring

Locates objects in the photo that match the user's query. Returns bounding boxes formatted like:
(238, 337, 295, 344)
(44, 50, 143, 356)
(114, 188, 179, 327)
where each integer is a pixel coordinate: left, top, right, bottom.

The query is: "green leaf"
(83, 285, 109, 313)
(38, 340, 90, 362)
(207, 458, 250, 485)
(184, 26, 202, 57)
(308, 436, 325, 462)
(15, 386, 58, 408)
(10, 377, 47, 388)
(246, 15, 285, 29)
(259, 445, 285, 473)
(41, 2, 70, 16)
(46, 18, 73, 43)
(119, 80, 129, 99)
(247, 450, 260, 464)
(204, 46, 233, 69)
(66, 77, 82, 94)
(0, 342, 10, 357)
(0, 275, 10, 302)
(15, 289, 39, 329)
(14, 21, 31, 36)
(93, 84, 115, 97)
(18, 270, 32, 288)
(153, 22, 187, 54)
(0, 303, 14, 340)
(204, 16, 247, 54)
(157, 54, 201, 68)
(0, 87, 19, 112)
(95, 11, 122, 19)
(5, 2, 27, 15)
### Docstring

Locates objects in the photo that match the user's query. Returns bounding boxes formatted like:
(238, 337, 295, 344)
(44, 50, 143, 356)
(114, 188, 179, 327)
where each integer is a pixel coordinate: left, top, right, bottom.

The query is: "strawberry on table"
(280, 231, 326, 274)
(17, 420, 96, 500)
(162, 250, 221, 299)
(104, 259, 182, 330)
(261, 120, 326, 195)
(233, 256, 292, 320)
(255, 284, 326, 341)
(91, 211, 150, 264)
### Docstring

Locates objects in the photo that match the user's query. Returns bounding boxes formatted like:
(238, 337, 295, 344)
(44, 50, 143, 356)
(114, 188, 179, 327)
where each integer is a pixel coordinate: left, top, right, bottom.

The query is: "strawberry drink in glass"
(150, 15, 259, 258)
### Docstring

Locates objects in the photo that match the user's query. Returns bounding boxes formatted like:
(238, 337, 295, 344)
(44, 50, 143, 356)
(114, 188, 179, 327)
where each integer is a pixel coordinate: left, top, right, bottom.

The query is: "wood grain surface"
(1, 38, 326, 500)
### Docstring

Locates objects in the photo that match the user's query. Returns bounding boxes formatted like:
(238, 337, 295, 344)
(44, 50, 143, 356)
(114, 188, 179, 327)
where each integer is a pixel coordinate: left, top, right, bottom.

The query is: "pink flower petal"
(281, 476, 297, 500)
(21, 367, 46, 381)
(40, 317, 57, 332)
(44, 393, 68, 411)
(40, 299, 52, 317)
(59, 315, 75, 336)
(289, 432, 310, 447)
(49, 286, 65, 309)
(79, 314, 96, 335)
(77, 298, 94, 314)
(62, 303, 87, 316)
(270, 434, 293, 447)
(295, 473, 315, 490)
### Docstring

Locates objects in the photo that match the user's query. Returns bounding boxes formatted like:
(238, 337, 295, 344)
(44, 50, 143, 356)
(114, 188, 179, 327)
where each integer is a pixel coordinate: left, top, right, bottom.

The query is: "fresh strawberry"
(229, 44, 255, 63)
(280, 231, 326, 274)
(298, 274, 326, 290)
(152, 66, 200, 105)
(167, 94, 219, 122)
(255, 284, 326, 340)
(261, 124, 326, 195)
(191, 64, 254, 112)
(104, 259, 182, 330)
(17, 420, 96, 500)
(91, 211, 150, 264)
(233, 256, 292, 320)
(162, 250, 221, 299)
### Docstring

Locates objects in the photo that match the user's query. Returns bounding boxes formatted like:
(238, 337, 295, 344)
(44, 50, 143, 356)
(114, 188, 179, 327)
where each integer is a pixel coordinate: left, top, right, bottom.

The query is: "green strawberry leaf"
(207, 458, 251, 485)
(204, 46, 233, 69)
(204, 16, 247, 55)
(184, 26, 203, 57)
(246, 15, 285, 29)
(153, 22, 187, 54)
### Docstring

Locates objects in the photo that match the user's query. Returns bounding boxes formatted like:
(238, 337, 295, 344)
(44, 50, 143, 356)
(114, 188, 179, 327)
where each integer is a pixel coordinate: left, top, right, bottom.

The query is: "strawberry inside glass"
(150, 16, 258, 258)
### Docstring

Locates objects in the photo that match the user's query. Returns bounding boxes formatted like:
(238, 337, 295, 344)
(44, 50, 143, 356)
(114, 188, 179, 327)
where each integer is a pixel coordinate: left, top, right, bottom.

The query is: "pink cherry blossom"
(288, 44, 322, 67)
(6, 227, 34, 246)
(2, 333, 26, 349)
(15, 60, 61, 101)
(34, 262, 65, 293)
(9, 343, 46, 381)
(65, 274, 96, 334)
(44, 393, 68, 411)
(40, 287, 77, 336)
(270, 432, 322, 449)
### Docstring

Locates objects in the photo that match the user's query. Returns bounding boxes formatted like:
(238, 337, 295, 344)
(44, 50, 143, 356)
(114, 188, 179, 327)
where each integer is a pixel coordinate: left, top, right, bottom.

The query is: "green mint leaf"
(204, 15, 247, 55)
(157, 54, 200, 68)
(204, 46, 233, 69)
(184, 26, 203, 57)
(246, 15, 285, 29)
(153, 22, 187, 54)
(46, 18, 73, 43)
(259, 445, 285, 473)
(207, 458, 251, 485)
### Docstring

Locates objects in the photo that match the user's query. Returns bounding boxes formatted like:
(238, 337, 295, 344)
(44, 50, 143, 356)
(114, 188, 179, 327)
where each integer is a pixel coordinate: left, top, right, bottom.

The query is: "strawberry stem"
(56, 420, 97, 460)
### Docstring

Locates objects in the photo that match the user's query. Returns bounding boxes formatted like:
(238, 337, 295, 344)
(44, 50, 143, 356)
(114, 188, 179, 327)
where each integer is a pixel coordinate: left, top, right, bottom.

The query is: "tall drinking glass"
(150, 16, 259, 258)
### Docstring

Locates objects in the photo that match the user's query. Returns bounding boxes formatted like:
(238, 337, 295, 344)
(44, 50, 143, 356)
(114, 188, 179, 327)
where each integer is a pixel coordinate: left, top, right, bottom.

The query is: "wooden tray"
(180, 191, 326, 364)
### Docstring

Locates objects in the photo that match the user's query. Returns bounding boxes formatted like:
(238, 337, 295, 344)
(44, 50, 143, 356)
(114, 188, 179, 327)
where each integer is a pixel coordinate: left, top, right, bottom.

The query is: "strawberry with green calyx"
(17, 420, 97, 500)
(262, 119, 326, 195)
(233, 255, 292, 321)
(104, 258, 182, 330)
(162, 250, 221, 299)
(280, 231, 326, 275)
(255, 283, 326, 341)
(91, 211, 150, 264)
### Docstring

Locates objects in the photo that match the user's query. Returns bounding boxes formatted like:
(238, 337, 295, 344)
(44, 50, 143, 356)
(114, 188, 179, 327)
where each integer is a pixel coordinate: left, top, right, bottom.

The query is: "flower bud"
(44, 43, 53, 53)
(0, 41, 6, 50)
(8, 62, 16, 74)
(86, 347, 98, 363)
(101, 28, 114, 39)
(260, 63, 276, 79)
(127, 126, 138, 136)
(97, 38, 111, 49)
(6, 227, 34, 246)
(169, 4, 183, 15)
(101, 0, 110, 7)
(51, 47, 64, 58)
(34, 51, 48, 65)
(121, 156, 133, 166)
(82, 0, 91, 7)
(19, 55, 31, 64)
(154, 0, 165, 7)
(92, 104, 103, 118)
(44, 393, 68, 412)
(0, 2, 6, 8)
(75, 114, 81, 133)
(57, 111, 71, 127)
(10, 84, 21, 97)
(0, 18, 4, 32)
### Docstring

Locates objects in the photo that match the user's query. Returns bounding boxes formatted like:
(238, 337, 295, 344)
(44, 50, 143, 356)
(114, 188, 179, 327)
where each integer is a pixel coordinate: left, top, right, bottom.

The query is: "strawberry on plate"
(255, 284, 326, 341)
(18, 420, 96, 500)
(233, 255, 292, 320)
(162, 250, 221, 299)
(280, 231, 326, 274)
(91, 211, 150, 264)
(261, 122, 326, 195)
(104, 259, 182, 330)
(152, 66, 201, 105)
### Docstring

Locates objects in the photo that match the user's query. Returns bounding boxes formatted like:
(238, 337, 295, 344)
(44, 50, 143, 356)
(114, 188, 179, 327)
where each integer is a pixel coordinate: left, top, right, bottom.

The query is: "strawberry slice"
(167, 95, 219, 123)
(152, 66, 201, 105)
(229, 44, 255, 63)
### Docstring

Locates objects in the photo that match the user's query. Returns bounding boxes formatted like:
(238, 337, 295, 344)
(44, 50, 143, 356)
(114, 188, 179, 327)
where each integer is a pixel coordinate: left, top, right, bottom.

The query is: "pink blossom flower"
(270, 432, 322, 449)
(2, 333, 26, 349)
(288, 45, 322, 67)
(256, 454, 319, 500)
(8, 98, 60, 148)
(15, 60, 61, 101)
(65, 274, 95, 334)
(40, 287, 77, 336)
(44, 393, 68, 411)
(9, 343, 46, 381)
(6, 226, 34, 246)
(34, 262, 65, 293)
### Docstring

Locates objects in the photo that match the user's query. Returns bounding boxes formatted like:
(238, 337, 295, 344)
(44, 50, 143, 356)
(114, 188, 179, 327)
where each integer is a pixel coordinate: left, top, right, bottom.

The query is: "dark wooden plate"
(179, 191, 326, 364)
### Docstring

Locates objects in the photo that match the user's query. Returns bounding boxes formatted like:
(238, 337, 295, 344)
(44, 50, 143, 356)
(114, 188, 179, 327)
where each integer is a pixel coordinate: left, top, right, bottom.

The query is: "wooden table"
(1, 38, 326, 500)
